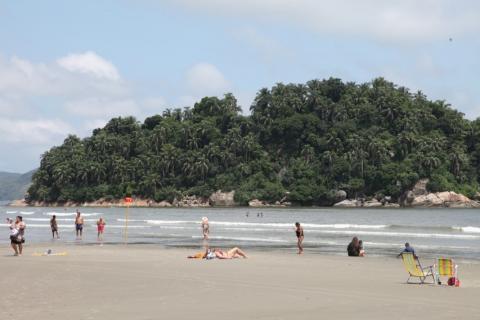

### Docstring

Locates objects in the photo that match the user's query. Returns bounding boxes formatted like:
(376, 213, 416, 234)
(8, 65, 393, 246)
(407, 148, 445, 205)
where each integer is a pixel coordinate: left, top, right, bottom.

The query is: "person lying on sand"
(214, 247, 248, 259)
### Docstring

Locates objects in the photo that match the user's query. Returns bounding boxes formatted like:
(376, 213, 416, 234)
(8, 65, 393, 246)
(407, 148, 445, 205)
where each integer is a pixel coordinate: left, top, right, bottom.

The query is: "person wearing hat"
(201, 217, 209, 240)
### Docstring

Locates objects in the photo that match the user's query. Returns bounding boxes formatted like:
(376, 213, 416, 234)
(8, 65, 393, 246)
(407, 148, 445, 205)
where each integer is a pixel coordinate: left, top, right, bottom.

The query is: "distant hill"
(0, 170, 35, 201)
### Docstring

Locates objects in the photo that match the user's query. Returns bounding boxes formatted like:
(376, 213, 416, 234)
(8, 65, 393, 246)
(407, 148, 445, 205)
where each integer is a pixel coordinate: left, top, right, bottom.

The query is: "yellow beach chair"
(434, 258, 458, 285)
(401, 252, 435, 284)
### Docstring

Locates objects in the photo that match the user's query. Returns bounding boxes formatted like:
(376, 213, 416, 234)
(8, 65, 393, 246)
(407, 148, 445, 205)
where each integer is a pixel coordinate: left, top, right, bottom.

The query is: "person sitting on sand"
(347, 237, 361, 257)
(397, 242, 417, 259)
(295, 222, 304, 254)
(214, 247, 248, 259)
(97, 217, 106, 241)
(358, 240, 365, 257)
(50, 215, 59, 239)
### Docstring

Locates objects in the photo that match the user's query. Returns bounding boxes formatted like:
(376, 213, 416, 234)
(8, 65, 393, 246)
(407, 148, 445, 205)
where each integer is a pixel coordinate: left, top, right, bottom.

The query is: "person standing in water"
(75, 210, 84, 239)
(295, 222, 304, 254)
(201, 217, 209, 240)
(50, 215, 59, 239)
(97, 217, 106, 241)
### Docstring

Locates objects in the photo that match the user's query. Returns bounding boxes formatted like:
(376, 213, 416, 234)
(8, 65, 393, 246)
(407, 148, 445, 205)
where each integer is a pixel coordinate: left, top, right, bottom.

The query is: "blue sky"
(0, 0, 479, 172)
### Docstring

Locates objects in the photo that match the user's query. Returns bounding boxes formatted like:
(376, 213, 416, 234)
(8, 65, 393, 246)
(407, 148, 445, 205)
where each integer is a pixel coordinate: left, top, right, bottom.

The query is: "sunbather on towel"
(214, 247, 248, 259)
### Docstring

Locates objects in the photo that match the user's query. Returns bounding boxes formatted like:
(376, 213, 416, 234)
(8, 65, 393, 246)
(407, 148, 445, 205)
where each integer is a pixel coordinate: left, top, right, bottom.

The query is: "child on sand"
(359, 240, 365, 257)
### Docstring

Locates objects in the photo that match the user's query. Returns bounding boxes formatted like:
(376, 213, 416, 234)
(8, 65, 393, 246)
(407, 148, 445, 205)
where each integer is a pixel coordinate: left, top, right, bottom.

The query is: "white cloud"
(0, 51, 172, 171)
(167, 0, 480, 43)
(0, 54, 128, 98)
(65, 98, 140, 118)
(0, 118, 73, 144)
(57, 51, 120, 81)
(186, 63, 230, 96)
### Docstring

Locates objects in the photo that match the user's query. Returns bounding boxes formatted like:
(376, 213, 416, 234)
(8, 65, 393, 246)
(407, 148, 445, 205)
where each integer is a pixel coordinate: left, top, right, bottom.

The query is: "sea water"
(1, 206, 479, 260)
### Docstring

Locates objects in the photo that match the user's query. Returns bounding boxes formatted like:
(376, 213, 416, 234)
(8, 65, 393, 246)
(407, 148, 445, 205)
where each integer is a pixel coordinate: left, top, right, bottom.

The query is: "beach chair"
(434, 258, 458, 285)
(401, 252, 435, 284)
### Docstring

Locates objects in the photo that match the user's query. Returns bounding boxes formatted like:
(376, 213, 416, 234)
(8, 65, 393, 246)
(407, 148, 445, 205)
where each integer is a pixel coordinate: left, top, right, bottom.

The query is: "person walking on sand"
(201, 217, 209, 240)
(9, 216, 26, 256)
(75, 210, 84, 239)
(97, 217, 106, 241)
(295, 222, 304, 254)
(50, 215, 59, 239)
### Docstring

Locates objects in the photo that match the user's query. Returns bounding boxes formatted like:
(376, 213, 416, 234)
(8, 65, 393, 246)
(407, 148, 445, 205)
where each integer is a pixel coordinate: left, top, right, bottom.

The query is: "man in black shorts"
(75, 210, 84, 239)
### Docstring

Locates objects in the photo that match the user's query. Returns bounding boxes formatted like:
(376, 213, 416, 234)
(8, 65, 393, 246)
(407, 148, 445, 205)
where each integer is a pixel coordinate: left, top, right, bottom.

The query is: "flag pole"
(124, 197, 132, 244)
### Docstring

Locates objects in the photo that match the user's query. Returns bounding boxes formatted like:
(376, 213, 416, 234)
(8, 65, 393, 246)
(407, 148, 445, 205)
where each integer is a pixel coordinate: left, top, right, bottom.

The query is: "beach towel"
(32, 252, 68, 257)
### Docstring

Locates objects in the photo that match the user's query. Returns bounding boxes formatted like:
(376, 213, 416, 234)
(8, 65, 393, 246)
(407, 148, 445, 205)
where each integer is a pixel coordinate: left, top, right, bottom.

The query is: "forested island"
(26, 78, 480, 207)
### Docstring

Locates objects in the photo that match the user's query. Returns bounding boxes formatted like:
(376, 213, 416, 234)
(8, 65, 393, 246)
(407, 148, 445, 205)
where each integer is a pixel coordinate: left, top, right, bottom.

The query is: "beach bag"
(447, 277, 460, 287)
(206, 251, 216, 260)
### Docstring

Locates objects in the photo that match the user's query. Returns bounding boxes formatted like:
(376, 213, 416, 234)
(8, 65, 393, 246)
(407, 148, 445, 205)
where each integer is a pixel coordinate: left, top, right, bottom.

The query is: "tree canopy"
(27, 78, 480, 205)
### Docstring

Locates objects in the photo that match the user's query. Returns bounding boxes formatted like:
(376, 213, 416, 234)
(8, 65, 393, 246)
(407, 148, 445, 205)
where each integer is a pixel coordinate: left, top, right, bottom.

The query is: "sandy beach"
(1, 244, 479, 320)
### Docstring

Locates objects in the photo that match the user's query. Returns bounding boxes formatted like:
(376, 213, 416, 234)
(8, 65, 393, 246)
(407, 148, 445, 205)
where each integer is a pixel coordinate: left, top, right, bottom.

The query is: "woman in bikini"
(214, 247, 248, 259)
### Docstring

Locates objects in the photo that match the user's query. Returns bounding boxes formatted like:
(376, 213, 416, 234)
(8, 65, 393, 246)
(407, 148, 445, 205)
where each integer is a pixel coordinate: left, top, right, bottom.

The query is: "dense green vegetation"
(0, 170, 35, 201)
(27, 78, 480, 205)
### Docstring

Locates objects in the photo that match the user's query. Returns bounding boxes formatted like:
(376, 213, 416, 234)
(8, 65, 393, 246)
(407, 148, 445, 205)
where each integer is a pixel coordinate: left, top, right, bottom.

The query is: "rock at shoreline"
(333, 199, 359, 207)
(363, 198, 383, 208)
(412, 178, 429, 196)
(209, 190, 236, 206)
(248, 199, 290, 207)
(173, 195, 210, 207)
(8, 199, 29, 207)
(411, 191, 480, 208)
(334, 190, 347, 202)
(248, 199, 266, 207)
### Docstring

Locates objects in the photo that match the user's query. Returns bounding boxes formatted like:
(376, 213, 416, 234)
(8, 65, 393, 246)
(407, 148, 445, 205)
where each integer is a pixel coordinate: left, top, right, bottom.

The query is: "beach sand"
(1, 244, 479, 320)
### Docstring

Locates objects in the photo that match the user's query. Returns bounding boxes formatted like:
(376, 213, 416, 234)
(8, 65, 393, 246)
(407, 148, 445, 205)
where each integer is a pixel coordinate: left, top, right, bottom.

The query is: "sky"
(0, 0, 479, 173)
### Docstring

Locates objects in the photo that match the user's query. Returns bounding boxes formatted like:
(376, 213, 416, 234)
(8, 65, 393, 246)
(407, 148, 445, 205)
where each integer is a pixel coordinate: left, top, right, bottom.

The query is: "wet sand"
(1, 244, 479, 320)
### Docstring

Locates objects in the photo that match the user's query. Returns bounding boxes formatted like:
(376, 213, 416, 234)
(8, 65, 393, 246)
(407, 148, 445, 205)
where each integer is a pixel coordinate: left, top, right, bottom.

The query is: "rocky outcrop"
(8, 199, 29, 207)
(401, 179, 480, 208)
(248, 199, 291, 207)
(173, 196, 210, 207)
(333, 190, 347, 202)
(363, 198, 383, 208)
(333, 199, 359, 207)
(410, 191, 480, 208)
(209, 190, 236, 206)
(412, 178, 429, 196)
(334, 198, 400, 208)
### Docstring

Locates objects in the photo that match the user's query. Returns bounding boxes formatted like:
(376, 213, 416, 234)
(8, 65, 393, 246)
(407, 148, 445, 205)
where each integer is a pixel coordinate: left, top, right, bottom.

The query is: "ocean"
(2, 206, 480, 261)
